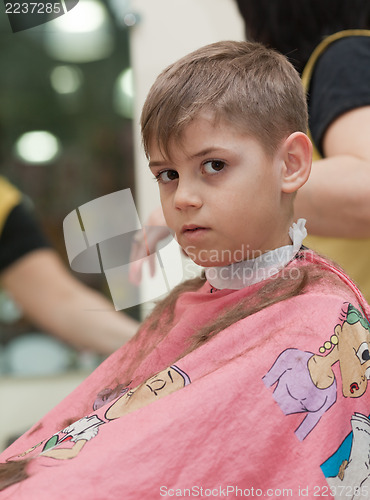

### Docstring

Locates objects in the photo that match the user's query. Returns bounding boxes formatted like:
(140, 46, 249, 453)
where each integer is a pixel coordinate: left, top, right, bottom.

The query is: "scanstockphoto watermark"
(159, 485, 296, 497)
(3, 0, 80, 33)
(160, 485, 370, 498)
(63, 188, 303, 311)
(185, 245, 265, 265)
(63, 189, 186, 311)
(203, 263, 303, 283)
(183, 244, 303, 283)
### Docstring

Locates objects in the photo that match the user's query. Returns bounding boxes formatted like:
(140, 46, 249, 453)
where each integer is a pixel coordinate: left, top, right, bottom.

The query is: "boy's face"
(149, 113, 292, 266)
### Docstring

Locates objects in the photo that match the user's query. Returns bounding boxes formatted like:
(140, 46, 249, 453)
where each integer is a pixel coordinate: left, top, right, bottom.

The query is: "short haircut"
(141, 40, 308, 159)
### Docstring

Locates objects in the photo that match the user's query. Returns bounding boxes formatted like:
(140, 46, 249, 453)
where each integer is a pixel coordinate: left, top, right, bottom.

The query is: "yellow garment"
(302, 30, 370, 300)
(0, 176, 21, 237)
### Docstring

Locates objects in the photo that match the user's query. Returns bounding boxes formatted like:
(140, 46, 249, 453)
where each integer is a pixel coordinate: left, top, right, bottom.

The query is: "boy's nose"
(174, 180, 203, 210)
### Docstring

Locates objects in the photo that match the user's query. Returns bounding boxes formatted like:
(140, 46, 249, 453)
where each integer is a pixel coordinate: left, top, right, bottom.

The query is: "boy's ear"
(280, 132, 312, 193)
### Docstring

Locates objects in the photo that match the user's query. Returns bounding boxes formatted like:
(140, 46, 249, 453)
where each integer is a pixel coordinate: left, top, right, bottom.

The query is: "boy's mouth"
(181, 225, 210, 241)
(181, 224, 208, 233)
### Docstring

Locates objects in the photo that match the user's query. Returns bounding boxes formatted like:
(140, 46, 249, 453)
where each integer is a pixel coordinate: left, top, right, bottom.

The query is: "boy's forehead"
(148, 111, 251, 159)
(148, 113, 268, 166)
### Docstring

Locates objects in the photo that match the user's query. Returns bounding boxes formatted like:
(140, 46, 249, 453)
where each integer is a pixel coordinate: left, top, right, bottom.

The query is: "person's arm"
(294, 107, 370, 239)
(0, 248, 139, 355)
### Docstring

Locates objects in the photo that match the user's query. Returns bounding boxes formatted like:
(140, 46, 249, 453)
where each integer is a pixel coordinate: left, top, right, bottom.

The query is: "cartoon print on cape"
(263, 303, 370, 441)
(10, 365, 190, 461)
(322, 412, 370, 499)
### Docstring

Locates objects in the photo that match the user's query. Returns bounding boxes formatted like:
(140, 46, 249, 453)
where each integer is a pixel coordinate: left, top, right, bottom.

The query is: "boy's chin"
(189, 257, 233, 268)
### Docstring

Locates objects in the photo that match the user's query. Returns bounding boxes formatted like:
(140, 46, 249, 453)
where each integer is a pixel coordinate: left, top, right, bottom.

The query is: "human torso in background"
(0, 176, 49, 273)
(302, 30, 370, 301)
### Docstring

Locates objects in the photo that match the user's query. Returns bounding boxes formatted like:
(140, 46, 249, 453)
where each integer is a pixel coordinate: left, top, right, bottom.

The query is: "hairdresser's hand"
(129, 206, 170, 285)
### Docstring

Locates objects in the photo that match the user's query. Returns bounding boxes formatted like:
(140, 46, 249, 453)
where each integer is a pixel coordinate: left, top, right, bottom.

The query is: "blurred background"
(0, 0, 243, 449)
(0, 0, 135, 287)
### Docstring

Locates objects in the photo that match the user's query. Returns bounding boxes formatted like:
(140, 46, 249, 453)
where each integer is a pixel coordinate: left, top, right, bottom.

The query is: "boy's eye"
(156, 170, 178, 184)
(203, 160, 226, 174)
(356, 342, 370, 364)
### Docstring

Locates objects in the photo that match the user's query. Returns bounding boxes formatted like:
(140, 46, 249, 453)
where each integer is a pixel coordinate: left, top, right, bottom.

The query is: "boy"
(0, 41, 368, 500)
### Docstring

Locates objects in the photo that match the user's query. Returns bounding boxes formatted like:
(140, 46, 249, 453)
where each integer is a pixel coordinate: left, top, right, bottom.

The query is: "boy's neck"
(204, 219, 307, 290)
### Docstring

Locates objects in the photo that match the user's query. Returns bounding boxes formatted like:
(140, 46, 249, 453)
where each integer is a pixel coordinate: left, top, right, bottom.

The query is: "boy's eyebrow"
(148, 160, 166, 168)
(149, 147, 230, 168)
(192, 147, 227, 158)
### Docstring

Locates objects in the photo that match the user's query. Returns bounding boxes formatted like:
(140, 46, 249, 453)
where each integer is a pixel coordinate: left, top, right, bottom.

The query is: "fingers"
(128, 226, 172, 285)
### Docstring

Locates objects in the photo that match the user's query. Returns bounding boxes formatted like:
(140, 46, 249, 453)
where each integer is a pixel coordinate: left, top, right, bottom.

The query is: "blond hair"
(141, 40, 308, 158)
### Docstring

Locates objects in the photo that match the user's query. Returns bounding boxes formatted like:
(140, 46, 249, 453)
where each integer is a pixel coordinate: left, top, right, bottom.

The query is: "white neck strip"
(205, 219, 307, 290)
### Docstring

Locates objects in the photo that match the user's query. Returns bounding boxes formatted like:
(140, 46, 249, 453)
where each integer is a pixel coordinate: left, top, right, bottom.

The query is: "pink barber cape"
(1, 252, 370, 500)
